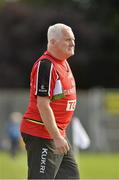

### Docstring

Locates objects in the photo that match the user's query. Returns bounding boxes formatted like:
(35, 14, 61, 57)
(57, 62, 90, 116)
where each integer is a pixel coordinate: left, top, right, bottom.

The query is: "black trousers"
(21, 133, 80, 179)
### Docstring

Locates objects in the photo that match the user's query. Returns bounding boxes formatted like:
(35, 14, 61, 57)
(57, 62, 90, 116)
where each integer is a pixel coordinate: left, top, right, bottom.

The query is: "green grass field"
(79, 153, 119, 179)
(0, 151, 119, 179)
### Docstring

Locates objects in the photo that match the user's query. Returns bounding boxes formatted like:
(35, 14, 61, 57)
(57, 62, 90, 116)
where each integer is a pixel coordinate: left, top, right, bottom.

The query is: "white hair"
(47, 23, 71, 42)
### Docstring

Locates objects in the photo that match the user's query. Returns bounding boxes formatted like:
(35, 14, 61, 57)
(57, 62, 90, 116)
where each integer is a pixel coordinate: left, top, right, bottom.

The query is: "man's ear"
(50, 39, 56, 45)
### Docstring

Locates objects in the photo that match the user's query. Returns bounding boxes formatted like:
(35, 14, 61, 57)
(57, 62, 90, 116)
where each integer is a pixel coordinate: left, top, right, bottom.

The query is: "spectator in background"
(7, 111, 22, 157)
(67, 116, 91, 155)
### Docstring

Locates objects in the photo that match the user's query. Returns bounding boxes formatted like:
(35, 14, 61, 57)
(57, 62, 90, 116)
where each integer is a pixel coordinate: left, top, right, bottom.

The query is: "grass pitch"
(0, 151, 27, 179)
(79, 152, 119, 179)
(0, 151, 119, 179)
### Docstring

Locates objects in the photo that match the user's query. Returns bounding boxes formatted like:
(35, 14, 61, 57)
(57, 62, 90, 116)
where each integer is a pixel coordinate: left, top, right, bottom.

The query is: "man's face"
(54, 28, 75, 59)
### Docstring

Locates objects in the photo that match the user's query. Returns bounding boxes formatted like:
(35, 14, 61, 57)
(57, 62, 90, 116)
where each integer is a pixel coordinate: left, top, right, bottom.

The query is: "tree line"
(0, 0, 118, 89)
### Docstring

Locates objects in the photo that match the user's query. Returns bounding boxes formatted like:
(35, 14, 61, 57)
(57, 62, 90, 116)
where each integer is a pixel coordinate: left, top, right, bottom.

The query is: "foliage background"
(0, 0, 118, 89)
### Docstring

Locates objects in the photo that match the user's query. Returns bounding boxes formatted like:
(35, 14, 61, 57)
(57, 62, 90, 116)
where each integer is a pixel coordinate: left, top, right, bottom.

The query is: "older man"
(20, 23, 80, 179)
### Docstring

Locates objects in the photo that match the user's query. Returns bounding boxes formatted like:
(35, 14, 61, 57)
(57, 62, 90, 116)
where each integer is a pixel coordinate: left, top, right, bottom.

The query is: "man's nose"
(70, 40, 75, 46)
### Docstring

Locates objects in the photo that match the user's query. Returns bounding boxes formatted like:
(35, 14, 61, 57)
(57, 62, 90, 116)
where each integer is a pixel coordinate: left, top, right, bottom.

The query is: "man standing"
(20, 23, 80, 179)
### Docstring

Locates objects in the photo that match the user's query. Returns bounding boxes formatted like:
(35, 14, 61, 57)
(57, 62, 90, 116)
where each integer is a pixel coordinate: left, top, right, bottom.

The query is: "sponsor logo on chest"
(66, 100, 76, 111)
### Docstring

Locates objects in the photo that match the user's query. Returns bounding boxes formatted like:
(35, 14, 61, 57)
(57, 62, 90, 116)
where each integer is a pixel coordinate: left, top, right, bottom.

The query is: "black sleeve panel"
(36, 59, 52, 96)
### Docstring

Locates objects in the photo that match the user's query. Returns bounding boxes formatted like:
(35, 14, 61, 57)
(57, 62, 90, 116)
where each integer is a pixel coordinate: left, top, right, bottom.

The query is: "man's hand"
(54, 136, 70, 155)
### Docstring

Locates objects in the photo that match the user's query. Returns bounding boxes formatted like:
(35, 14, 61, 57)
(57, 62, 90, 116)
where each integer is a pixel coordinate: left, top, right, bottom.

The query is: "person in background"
(20, 23, 80, 179)
(67, 116, 91, 154)
(7, 112, 22, 157)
